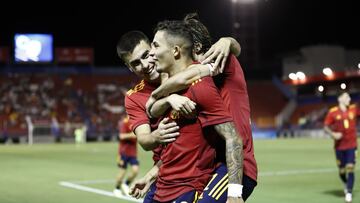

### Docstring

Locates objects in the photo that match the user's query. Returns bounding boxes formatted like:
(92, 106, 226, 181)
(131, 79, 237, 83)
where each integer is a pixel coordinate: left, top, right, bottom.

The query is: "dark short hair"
(183, 13, 212, 54)
(116, 31, 150, 62)
(154, 20, 193, 57)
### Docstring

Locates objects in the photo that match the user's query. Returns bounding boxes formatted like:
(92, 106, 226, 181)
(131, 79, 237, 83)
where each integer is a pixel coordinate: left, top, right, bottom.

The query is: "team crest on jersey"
(170, 110, 180, 120)
(126, 80, 145, 96)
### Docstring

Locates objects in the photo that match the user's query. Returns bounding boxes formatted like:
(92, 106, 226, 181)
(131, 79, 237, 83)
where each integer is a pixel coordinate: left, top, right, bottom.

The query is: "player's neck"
(168, 58, 193, 77)
(339, 104, 348, 112)
(144, 77, 161, 86)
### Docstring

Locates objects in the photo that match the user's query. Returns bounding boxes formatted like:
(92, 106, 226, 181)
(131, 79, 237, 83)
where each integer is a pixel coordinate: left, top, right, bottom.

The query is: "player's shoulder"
(228, 53, 238, 61)
(226, 54, 240, 66)
(349, 104, 357, 109)
(126, 80, 146, 97)
(328, 106, 339, 113)
(190, 76, 214, 87)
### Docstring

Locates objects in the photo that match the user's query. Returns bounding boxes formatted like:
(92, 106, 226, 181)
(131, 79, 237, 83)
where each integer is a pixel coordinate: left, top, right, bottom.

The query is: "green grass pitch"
(0, 138, 358, 203)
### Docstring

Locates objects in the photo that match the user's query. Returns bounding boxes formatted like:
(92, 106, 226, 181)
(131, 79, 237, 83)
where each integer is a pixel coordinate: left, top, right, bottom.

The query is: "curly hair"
(183, 13, 212, 54)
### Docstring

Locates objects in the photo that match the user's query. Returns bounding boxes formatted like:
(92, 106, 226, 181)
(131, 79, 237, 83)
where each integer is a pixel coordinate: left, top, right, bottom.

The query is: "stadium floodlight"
(318, 85, 324, 92)
(358, 63, 360, 69)
(288, 72, 297, 80)
(296, 71, 306, 80)
(322, 67, 333, 76)
(340, 83, 346, 90)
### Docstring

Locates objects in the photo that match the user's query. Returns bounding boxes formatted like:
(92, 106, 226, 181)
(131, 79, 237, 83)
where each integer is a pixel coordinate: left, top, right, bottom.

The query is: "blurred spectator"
(0, 74, 130, 141)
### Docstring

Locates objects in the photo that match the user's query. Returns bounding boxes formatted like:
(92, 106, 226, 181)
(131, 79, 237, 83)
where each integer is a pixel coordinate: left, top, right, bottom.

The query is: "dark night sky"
(1, 0, 359, 71)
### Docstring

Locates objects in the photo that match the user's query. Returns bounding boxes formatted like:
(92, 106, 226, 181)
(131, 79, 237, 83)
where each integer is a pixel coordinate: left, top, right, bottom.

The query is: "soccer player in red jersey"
(149, 20, 244, 203)
(147, 14, 257, 202)
(324, 92, 359, 203)
(116, 30, 241, 201)
(116, 31, 182, 202)
(113, 114, 139, 197)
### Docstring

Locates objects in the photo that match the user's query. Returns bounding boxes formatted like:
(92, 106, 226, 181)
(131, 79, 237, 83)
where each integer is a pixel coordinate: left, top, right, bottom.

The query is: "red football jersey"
(118, 116, 137, 157)
(125, 80, 163, 163)
(213, 54, 258, 182)
(154, 76, 233, 202)
(324, 104, 359, 150)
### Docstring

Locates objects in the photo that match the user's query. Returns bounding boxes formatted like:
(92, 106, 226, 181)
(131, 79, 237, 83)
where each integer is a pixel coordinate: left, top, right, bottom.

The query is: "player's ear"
(173, 46, 181, 59)
(194, 42, 202, 54)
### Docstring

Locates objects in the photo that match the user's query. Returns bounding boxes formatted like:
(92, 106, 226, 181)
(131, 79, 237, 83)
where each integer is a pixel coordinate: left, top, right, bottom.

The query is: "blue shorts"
(153, 190, 200, 203)
(117, 153, 139, 168)
(198, 163, 257, 202)
(335, 148, 357, 168)
(143, 181, 157, 203)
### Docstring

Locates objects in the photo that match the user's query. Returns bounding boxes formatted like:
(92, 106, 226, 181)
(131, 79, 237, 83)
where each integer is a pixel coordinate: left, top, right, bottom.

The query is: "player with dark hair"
(116, 29, 241, 202)
(148, 19, 244, 203)
(324, 92, 359, 203)
(146, 13, 257, 202)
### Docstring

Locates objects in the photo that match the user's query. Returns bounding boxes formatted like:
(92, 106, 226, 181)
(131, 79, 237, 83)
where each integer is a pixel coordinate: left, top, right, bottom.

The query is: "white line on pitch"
(70, 179, 115, 184)
(260, 168, 359, 177)
(59, 181, 143, 203)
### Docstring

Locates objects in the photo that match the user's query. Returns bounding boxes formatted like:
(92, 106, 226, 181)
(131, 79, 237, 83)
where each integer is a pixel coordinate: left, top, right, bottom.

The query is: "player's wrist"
(197, 65, 210, 77)
(143, 174, 152, 183)
(150, 130, 160, 144)
(206, 63, 215, 76)
(227, 183, 243, 198)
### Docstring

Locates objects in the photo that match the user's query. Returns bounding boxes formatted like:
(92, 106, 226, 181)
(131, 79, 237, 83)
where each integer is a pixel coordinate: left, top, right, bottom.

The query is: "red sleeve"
(125, 95, 149, 131)
(324, 111, 334, 126)
(190, 77, 233, 127)
(223, 54, 236, 75)
(120, 118, 131, 134)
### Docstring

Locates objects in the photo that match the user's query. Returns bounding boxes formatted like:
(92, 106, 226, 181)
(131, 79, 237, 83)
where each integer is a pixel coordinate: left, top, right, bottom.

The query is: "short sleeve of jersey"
(190, 77, 233, 127)
(125, 95, 149, 132)
(324, 110, 334, 126)
(223, 54, 237, 75)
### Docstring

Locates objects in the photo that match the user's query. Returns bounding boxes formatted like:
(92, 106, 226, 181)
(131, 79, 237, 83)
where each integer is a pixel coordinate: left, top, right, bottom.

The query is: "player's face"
(125, 40, 159, 82)
(150, 31, 174, 74)
(338, 92, 351, 106)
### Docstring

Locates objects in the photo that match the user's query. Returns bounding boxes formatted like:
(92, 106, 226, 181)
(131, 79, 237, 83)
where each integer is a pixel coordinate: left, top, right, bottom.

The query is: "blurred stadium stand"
(0, 64, 138, 144)
(248, 80, 288, 128)
(1, 43, 360, 144)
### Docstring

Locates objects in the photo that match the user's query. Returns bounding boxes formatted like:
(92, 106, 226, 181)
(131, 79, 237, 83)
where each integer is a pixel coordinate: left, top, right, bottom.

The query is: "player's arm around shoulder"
(150, 64, 210, 100)
(148, 94, 197, 119)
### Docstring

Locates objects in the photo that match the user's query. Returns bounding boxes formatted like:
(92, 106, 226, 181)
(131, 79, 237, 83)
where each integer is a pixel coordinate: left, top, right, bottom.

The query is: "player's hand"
(332, 132, 343, 140)
(167, 94, 196, 118)
(200, 37, 231, 75)
(226, 197, 245, 203)
(129, 176, 151, 199)
(153, 117, 180, 144)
